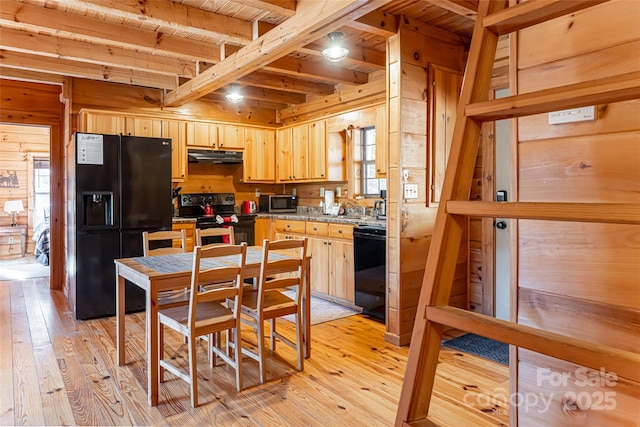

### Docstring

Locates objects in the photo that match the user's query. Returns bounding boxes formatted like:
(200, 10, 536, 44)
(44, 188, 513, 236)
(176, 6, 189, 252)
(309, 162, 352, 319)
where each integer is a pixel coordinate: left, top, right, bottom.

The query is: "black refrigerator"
(68, 132, 172, 320)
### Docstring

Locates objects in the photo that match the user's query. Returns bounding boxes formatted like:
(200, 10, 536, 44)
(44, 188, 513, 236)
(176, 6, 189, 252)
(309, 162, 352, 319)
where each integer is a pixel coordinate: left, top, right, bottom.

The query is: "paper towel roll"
(323, 190, 334, 214)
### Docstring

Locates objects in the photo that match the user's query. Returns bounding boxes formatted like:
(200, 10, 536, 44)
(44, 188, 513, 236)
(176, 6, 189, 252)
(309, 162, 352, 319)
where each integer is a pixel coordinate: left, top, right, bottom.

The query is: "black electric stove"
(178, 192, 255, 245)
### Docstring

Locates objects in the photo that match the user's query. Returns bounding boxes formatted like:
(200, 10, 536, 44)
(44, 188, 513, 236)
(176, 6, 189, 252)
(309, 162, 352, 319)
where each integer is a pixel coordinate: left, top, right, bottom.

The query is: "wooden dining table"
(114, 246, 311, 406)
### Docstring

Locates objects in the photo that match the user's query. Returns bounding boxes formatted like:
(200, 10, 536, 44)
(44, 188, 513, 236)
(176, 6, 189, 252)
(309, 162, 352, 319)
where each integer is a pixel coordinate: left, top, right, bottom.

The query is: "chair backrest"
(256, 238, 307, 309)
(143, 229, 187, 256)
(196, 226, 235, 246)
(189, 242, 248, 325)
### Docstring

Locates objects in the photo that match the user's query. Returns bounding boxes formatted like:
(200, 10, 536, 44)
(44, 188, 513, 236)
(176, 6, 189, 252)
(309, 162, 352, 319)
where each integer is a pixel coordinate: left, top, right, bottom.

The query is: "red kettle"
(203, 197, 214, 216)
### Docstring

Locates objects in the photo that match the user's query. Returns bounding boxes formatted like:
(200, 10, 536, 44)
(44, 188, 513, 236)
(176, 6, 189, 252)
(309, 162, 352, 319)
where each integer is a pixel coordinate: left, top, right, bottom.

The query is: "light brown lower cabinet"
(172, 221, 196, 252)
(271, 219, 355, 304)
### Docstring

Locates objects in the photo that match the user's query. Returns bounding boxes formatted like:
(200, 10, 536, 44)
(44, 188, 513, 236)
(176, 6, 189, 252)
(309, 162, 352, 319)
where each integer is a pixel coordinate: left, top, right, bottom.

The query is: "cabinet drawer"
(306, 221, 329, 236)
(274, 219, 305, 234)
(328, 223, 353, 240)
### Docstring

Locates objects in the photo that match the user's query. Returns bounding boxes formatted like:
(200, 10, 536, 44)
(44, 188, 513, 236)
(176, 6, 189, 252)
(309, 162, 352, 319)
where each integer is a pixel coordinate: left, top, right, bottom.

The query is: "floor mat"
(0, 258, 50, 281)
(281, 290, 360, 325)
(442, 333, 509, 365)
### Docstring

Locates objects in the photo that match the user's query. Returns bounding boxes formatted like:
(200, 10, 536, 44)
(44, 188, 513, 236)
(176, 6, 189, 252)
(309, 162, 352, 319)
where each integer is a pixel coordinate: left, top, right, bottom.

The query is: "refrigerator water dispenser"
(83, 191, 114, 227)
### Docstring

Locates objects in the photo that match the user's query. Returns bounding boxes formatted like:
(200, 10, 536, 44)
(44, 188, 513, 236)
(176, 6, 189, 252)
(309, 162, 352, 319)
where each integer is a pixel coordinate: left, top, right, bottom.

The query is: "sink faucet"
(342, 199, 367, 217)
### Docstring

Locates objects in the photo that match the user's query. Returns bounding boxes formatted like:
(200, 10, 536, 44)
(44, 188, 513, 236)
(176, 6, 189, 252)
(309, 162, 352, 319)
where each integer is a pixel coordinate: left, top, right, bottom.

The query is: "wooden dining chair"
(157, 242, 247, 407)
(196, 226, 235, 247)
(142, 229, 187, 256)
(142, 229, 191, 308)
(238, 238, 307, 384)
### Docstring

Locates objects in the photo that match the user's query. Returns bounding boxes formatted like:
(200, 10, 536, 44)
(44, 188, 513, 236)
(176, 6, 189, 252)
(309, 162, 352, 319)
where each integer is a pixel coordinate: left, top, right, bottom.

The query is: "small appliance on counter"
(322, 190, 337, 215)
(241, 200, 257, 214)
(258, 194, 297, 213)
(374, 189, 387, 220)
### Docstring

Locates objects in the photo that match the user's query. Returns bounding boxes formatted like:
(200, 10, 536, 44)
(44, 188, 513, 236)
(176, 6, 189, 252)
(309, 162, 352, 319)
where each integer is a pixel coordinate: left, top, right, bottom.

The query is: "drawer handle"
(313, 227, 317, 231)
(338, 230, 342, 233)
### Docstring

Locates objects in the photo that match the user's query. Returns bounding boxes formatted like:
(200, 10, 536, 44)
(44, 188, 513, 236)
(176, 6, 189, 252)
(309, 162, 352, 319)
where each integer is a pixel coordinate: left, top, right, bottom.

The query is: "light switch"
(255, 188, 261, 197)
(404, 183, 418, 199)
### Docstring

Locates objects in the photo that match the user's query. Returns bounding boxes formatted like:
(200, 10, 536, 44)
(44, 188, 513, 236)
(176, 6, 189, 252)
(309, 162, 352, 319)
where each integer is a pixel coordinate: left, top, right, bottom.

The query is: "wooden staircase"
(395, 1, 640, 426)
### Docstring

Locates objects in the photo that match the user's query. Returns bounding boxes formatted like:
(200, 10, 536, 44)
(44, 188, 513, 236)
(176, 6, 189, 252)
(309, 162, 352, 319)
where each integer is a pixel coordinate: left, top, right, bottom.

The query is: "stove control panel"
(179, 193, 235, 207)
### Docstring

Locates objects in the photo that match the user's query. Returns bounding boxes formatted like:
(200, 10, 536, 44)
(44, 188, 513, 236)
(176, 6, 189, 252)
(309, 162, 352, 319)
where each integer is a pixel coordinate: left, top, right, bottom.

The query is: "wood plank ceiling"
(0, 0, 477, 117)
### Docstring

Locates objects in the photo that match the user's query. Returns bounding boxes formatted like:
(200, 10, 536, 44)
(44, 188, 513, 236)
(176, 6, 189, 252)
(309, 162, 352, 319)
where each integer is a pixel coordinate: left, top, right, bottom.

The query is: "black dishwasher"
(354, 225, 386, 322)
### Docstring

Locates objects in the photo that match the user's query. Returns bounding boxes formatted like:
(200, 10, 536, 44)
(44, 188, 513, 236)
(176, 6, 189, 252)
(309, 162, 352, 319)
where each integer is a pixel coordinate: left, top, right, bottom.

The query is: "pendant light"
(322, 32, 349, 62)
(225, 83, 243, 103)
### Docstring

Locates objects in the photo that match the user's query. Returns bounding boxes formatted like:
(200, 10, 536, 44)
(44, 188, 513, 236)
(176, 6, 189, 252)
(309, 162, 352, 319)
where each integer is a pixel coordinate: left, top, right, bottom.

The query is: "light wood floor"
(0, 278, 509, 426)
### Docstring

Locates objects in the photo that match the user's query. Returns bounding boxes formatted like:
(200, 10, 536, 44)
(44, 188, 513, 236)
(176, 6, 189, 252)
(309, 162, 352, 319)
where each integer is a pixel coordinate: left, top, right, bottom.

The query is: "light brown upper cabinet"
(277, 121, 328, 183)
(429, 64, 463, 205)
(79, 111, 126, 134)
(186, 122, 217, 149)
(375, 104, 387, 177)
(291, 124, 309, 181)
(162, 120, 187, 182)
(308, 120, 327, 181)
(243, 128, 275, 182)
(130, 117, 162, 137)
(217, 124, 245, 150)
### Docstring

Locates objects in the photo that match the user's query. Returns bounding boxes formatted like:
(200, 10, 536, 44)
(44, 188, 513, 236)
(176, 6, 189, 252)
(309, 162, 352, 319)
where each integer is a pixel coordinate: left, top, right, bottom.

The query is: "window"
(361, 126, 386, 197)
(33, 157, 50, 227)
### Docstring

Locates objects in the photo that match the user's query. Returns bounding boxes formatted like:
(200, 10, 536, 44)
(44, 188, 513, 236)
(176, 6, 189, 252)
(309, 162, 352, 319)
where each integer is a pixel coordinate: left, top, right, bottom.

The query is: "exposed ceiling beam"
(0, 50, 178, 89)
(298, 42, 386, 69)
(0, 66, 66, 85)
(237, 71, 335, 96)
(203, 92, 289, 111)
(257, 21, 385, 69)
(0, 26, 197, 77)
(426, 0, 478, 19)
(230, 84, 307, 104)
(0, 1, 221, 62)
(230, 0, 296, 17)
(264, 57, 369, 85)
(53, 0, 254, 45)
(165, 0, 395, 107)
(347, 10, 398, 37)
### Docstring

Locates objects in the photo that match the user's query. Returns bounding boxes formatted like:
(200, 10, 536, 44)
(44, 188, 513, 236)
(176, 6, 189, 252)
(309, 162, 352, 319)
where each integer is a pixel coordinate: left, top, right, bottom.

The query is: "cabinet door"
(375, 104, 387, 177)
(162, 120, 187, 182)
(329, 239, 355, 303)
(172, 222, 196, 252)
(307, 236, 330, 295)
(186, 122, 217, 148)
(218, 124, 245, 149)
(131, 117, 162, 137)
(291, 124, 309, 181)
(308, 120, 327, 181)
(244, 128, 275, 182)
(276, 127, 294, 182)
(81, 112, 126, 134)
(254, 218, 274, 244)
(429, 64, 463, 204)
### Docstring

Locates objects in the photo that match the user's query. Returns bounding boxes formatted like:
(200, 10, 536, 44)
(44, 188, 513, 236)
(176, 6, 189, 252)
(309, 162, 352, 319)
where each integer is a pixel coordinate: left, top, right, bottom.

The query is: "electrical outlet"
(320, 187, 325, 197)
(255, 188, 261, 197)
(404, 183, 419, 199)
(8, 237, 14, 244)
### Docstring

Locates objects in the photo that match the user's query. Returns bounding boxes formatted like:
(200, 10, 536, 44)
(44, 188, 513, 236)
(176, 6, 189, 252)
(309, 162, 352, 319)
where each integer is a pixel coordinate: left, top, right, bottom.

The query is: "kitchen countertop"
(256, 213, 386, 228)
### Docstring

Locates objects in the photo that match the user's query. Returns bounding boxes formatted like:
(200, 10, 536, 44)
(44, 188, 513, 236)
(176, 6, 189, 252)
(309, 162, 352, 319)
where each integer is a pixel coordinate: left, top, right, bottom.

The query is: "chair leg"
(233, 327, 243, 392)
(270, 318, 276, 351)
(209, 333, 215, 368)
(159, 323, 165, 383)
(257, 319, 266, 384)
(188, 334, 198, 408)
(295, 311, 304, 372)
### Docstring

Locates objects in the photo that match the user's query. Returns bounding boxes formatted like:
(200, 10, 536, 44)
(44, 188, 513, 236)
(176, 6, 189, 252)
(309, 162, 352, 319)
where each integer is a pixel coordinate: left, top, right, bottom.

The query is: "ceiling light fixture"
(225, 83, 243, 103)
(322, 32, 349, 62)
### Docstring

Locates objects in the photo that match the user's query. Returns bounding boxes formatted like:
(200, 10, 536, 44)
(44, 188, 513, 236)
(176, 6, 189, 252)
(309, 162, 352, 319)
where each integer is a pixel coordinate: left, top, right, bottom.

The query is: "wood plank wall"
(0, 124, 50, 258)
(386, 20, 467, 345)
(514, 2, 640, 425)
(0, 79, 64, 290)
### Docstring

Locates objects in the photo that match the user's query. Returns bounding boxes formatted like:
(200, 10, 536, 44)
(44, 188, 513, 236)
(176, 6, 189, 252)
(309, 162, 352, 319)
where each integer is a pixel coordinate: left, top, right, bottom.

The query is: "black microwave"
(259, 194, 297, 213)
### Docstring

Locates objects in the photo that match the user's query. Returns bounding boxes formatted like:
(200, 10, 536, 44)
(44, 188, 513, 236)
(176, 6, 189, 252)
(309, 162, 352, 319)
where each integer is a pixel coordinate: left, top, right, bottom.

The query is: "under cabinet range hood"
(187, 149, 243, 164)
